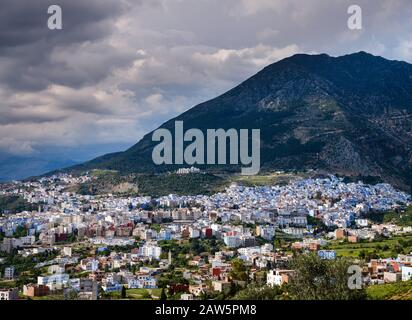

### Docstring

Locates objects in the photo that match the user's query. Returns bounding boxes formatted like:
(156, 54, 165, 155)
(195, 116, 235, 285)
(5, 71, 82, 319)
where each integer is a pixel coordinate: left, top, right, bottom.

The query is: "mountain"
(0, 154, 77, 182)
(66, 52, 412, 192)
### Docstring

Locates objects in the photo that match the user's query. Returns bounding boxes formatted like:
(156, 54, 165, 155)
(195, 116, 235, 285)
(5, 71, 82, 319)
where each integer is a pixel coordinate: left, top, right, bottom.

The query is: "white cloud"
(395, 38, 412, 63)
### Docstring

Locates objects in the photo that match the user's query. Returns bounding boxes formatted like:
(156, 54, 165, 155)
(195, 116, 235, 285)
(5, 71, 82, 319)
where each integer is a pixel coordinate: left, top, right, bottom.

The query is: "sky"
(1, 0, 412, 162)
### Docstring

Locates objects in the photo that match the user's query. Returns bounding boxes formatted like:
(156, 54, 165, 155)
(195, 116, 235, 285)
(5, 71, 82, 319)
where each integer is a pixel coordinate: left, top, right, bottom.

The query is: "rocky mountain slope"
(65, 52, 412, 192)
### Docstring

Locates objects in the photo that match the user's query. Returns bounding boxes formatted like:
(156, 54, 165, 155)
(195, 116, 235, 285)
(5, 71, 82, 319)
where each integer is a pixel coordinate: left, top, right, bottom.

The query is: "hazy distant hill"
(0, 154, 77, 182)
(64, 52, 412, 192)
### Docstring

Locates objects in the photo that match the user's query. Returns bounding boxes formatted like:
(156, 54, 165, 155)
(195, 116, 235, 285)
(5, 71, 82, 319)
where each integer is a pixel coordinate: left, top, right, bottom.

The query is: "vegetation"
(230, 258, 249, 282)
(307, 215, 330, 233)
(287, 253, 366, 300)
(160, 287, 167, 300)
(72, 170, 312, 198)
(0, 195, 36, 214)
(75, 172, 227, 197)
(232, 284, 285, 300)
(0, 280, 17, 289)
(158, 238, 224, 260)
(229, 172, 301, 187)
(0, 250, 58, 286)
(30, 293, 65, 300)
(156, 271, 188, 289)
(125, 288, 162, 300)
(325, 234, 412, 259)
(121, 285, 126, 299)
(135, 173, 226, 197)
(366, 280, 412, 300)
(367, 206, 412, 227)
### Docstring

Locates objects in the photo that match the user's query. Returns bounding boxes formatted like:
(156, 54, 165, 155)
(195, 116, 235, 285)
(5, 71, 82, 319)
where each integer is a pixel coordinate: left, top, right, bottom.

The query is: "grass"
(30, 294, 65, 300)
(325, 234, 412, 258)
(91, 169, 119, 177)
(126, 288, 162, 300)
(0, 280, 17, 289)
(367, 280, 412, 300)
(230, 172, 301, 187)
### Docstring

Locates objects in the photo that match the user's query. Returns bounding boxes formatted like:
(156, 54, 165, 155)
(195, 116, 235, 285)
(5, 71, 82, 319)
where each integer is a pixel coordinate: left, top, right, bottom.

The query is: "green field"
(325, 234, 412, 258)
(126, 288, 162, 300)
(0, 280, 17, 289)
(230, 172, 303, 187)
(90, 169, 119, 177)
(30, 293, 65, 300)
(367, 280, 412, 300)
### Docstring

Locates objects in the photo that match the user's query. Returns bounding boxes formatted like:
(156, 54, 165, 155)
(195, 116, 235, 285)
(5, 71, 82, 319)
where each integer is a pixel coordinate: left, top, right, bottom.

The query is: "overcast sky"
(1, 0, 412, 161)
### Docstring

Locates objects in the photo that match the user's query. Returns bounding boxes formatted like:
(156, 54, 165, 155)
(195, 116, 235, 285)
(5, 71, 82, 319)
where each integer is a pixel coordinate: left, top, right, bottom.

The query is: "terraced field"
(325, 234, 412, 258)
(367, 280, 412, 300)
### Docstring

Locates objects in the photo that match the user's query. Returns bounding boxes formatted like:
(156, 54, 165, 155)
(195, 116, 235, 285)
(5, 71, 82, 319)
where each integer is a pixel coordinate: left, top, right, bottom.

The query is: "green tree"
(232, 284, 284, 300)
(287, 253, 366, 300)
(160, 287, 167, 300)
(230, 258, 249, 282)
(121, 285, 126, 299)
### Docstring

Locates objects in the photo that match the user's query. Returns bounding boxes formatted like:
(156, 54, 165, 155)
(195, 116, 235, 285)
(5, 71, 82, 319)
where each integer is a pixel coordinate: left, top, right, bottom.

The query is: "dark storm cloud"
(0, 0, 131, 91)
(0, 0, 125, 48)
(0, 108, 68, 124)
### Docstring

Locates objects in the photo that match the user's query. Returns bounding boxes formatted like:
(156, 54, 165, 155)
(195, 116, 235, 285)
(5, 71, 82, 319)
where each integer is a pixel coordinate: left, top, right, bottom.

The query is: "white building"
(0, 288, 18, 300)
(177, 167, 200, 174)
(267, 270, 293, 286)
(223, 235, 242, 248)
(355, 219, 369, 228)
(189, 227, 201, 239)
(80, 259, 99, 272)
(318, 250, 337, 260)
(48, 265, 65, 274)
(128, 275, 157, 289)
(261, 243, 274, 254)
(62, 247, 72, 257)
(258, 225, 276, 241)
(38, 273, 70, 290)
(401, 266, 412, 282)
(4, 266, 15, 280)
(181, 293, 194, 300)
(139, 242, 162, 260)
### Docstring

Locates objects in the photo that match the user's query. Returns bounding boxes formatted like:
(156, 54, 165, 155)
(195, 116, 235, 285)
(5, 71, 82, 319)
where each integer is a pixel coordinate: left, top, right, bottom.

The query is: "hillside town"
(0, 173, 411, 300)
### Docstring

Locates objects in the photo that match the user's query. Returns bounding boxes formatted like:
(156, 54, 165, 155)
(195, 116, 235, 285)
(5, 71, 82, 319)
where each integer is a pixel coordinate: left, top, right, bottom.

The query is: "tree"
(121, 285, 126, 299)
(230, 258, 249, 282)
(160, 287, 167, 300)
(287, 253, 366, 300)
(232, 284, 284, 300)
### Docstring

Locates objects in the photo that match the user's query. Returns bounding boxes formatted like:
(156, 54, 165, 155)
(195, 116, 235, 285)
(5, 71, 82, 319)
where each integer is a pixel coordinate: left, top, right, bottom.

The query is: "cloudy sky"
(1, 0, 412, 162)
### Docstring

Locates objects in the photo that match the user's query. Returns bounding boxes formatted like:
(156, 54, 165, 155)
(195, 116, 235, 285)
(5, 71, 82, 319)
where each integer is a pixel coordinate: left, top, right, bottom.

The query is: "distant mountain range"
(0, 154, 77, 182)
(56, 52, 412, 192)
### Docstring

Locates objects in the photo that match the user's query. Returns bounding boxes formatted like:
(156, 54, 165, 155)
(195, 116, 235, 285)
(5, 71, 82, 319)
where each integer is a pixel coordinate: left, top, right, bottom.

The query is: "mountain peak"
(65, 52, 412, 192)
(347, 50, 375, 57)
